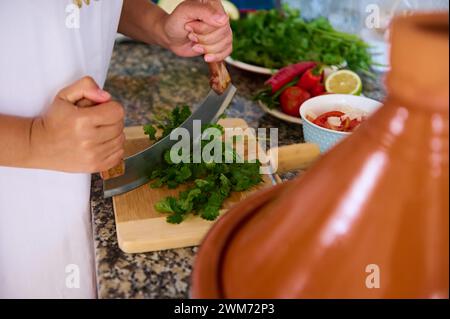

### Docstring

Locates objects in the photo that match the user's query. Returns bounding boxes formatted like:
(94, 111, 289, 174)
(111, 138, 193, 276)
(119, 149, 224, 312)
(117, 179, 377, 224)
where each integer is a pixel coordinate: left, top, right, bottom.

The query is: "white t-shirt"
(0, 0, 123, 298)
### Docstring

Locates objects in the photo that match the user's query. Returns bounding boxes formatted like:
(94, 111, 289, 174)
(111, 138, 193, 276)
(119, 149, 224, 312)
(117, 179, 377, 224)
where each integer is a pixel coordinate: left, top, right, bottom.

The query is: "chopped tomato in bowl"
(299, 94, 382, 152)
(306, 110, 367, 133)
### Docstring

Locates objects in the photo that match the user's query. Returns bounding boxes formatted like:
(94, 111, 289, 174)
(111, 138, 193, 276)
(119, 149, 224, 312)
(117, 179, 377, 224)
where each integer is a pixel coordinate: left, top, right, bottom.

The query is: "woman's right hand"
(30, 76, 125, 173)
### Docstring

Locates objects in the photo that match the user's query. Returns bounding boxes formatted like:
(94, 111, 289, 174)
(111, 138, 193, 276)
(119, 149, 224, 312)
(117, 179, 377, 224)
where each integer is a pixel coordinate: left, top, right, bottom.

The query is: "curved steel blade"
(103, 85, 237, 198)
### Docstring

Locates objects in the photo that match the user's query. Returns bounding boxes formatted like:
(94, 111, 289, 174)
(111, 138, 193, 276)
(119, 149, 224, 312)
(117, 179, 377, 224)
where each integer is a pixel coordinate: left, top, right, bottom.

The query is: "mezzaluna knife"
(103, 82, 236, 198)
(76, 61, 235, 198)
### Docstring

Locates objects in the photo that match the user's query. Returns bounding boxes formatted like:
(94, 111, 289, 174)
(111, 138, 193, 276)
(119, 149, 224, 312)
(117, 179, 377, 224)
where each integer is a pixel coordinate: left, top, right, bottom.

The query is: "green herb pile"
(231, 7, 373, 75)
(144, 107, 263, 224)
(144, 105, 191, 140)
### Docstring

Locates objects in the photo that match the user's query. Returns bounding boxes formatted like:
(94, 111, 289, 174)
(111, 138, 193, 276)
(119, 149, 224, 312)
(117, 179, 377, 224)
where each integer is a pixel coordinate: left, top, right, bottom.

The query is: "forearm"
(118, 0, 170, 49)
(0, 114, 35, 168)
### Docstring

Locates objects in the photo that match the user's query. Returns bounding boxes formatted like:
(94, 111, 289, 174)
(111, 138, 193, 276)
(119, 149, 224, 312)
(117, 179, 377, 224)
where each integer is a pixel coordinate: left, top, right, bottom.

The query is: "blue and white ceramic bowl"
(300, 94, 383, 153)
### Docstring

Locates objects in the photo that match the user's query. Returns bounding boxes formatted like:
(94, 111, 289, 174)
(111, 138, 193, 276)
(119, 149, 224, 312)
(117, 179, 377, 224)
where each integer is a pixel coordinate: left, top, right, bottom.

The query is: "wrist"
(27, 117, 46, 169)
(155, 11, 171, 49)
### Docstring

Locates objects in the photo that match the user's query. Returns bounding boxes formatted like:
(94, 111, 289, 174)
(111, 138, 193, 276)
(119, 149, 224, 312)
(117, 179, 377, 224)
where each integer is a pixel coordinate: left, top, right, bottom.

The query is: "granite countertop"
(91, 40, 386, 299)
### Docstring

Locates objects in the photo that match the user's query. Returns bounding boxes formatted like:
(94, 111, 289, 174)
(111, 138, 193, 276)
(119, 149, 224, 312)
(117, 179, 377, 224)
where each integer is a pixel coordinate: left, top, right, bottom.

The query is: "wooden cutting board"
(113, 118, 276, 253)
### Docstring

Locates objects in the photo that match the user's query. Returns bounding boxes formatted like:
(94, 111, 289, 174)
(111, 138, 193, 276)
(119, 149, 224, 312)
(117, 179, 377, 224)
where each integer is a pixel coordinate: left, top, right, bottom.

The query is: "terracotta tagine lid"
(192, 13, 449, 299)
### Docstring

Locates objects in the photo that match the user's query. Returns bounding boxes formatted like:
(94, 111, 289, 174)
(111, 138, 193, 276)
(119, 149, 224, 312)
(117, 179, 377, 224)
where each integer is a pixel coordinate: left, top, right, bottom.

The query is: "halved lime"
(325, 70, 363, 95)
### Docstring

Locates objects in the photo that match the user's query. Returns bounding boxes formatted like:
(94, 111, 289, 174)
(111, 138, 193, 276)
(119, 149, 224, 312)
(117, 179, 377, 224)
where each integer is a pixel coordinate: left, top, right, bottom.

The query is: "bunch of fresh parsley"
(231, 7, 374, 75)
(144, 106, 263, 224)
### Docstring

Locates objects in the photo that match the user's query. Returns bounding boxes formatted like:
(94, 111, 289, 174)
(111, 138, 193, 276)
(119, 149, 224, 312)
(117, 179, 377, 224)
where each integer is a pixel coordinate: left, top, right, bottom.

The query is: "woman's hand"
(118, 0, 233, 63)
(30, 77, 125, 173)
(163, 0, 233, 62)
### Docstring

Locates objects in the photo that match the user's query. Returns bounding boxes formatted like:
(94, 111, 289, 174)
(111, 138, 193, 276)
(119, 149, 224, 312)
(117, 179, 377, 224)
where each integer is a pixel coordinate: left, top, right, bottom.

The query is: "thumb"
(178, 0, 229, 27)
(58, 76, 111, 105)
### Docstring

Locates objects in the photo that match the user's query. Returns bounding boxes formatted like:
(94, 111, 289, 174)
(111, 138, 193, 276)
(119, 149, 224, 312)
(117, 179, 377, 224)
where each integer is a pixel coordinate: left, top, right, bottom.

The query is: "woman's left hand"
(163, 0, 233, 63)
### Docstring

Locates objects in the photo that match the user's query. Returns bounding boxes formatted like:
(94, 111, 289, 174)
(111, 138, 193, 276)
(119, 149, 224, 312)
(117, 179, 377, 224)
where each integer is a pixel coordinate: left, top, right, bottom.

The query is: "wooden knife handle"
(197, 0, 232, 94)
(76, 98, 125, 180)
(208, 61, 232, 95)
(268, 143, 321, 174)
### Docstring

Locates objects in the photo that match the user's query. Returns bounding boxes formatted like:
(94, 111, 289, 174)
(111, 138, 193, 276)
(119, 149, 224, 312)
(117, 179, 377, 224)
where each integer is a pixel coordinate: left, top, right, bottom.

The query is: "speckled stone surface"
(91, 40, 386, 299)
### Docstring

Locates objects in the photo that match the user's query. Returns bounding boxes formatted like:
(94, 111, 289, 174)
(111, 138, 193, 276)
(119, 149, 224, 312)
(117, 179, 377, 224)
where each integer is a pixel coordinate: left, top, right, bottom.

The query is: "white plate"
(225, 57, 278, 75)
(258, 101, 302, 125)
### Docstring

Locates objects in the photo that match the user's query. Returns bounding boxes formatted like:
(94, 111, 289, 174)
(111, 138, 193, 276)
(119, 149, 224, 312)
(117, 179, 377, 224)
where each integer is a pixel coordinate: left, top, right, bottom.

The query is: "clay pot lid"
(191, 182, 292, 298)
(387, 13, 449, 110)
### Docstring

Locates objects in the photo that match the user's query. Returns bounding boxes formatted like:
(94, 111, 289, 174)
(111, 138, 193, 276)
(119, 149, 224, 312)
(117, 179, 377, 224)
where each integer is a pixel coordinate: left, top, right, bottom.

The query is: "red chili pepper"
(265, 62, 317, 94)
(297, 67, 324, 92)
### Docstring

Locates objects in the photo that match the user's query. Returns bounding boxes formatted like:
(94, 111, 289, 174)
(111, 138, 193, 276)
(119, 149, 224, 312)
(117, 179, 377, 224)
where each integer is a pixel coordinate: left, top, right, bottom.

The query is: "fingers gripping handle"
(76, 98, 125, 180)
(208, 62, 232, 94)
(197, 0, 232, 94)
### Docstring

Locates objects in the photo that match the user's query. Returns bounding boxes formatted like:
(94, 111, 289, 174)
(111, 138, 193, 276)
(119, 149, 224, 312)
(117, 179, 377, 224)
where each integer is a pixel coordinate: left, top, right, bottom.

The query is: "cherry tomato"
(280, 87, 311, 117)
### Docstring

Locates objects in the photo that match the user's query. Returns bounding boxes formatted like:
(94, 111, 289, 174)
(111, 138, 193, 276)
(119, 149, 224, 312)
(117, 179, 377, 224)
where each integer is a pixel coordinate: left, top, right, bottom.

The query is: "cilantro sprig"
(144, 106, 263, 224)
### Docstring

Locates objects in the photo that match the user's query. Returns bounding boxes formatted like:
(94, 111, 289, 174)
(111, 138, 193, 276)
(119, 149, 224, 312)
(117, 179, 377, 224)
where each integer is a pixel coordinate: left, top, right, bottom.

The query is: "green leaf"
(219, 174, 231, 197)
(167, 214, 184, 224)
(150, 179, 163, 189)
(201, 192, 223, 221)
(175, 165, 192, 183)
(195, 179, 210, 189)
(143, 124, 157, 140)
(178, 188, 201, 212)
(154, 197, 177, 214)
(163, 150, 173, 164)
